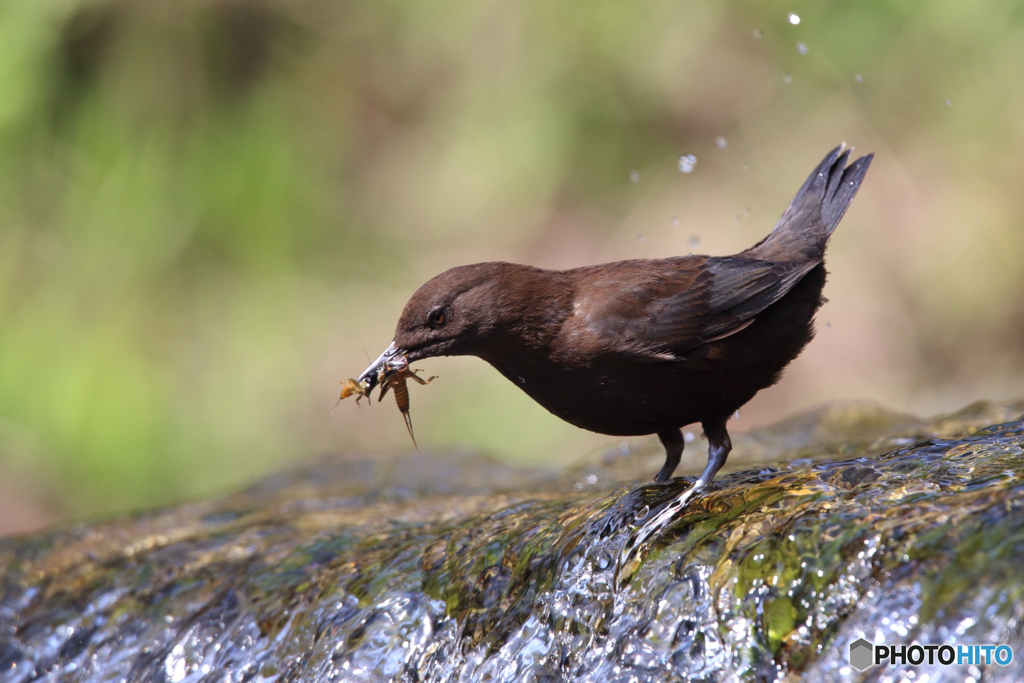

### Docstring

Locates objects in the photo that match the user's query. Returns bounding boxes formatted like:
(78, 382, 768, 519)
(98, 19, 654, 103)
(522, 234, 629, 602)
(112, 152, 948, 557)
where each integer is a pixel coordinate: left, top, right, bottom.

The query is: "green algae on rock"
(1, 399, 1023, 682)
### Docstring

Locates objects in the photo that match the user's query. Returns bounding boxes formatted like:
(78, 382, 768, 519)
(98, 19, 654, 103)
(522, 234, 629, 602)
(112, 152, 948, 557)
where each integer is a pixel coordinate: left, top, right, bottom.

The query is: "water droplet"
(635, 505, 650, 521)
(684, 431, 696, 443)
(742, 162, 750, 171)
(752, 28, 763, 40)
(629, 170, 640, 182)
(689, 235, 700, 248)
(715, 136, 728, 149)
(946, 99, 952, 106)
(573, 482, 583, 491)
(788, 12, 801, 25)
(678, 154, 698, 173)
(586, 474, 598, 485)
(636, 233, 645, 244)
(733, 410, 741, 419)
(744, 207, 751, 215)
(518, 376, 526, 384)
(825, 321, 831, 328)
(734, 215, 741, 223)
(796, 42, 808, 54)
(783, 73, 793, 84)
(670, 216, 679, 227)
(854, 74, 863, 83)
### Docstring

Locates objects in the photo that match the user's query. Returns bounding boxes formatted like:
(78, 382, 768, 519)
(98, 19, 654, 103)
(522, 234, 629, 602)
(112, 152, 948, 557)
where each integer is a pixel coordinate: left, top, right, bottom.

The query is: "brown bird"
(358, 146, 872, 494)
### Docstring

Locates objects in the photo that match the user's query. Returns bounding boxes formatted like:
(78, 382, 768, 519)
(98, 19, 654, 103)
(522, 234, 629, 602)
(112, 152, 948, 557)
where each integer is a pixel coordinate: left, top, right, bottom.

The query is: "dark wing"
(574, 256, 820, 360)
(644, 257, 820, 355)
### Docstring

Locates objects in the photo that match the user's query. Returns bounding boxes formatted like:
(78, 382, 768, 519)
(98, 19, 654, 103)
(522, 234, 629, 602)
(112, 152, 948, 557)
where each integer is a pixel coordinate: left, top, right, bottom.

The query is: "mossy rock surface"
(2, 399, 1023, 682)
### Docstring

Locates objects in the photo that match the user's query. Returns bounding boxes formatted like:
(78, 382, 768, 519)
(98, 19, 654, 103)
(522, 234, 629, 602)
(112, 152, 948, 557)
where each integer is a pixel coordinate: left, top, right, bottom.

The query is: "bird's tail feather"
(742, 145, 873, 262)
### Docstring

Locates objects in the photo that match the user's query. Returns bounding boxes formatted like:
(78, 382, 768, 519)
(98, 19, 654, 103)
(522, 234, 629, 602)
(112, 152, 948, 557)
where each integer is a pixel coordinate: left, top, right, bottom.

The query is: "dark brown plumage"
(359, 146, 872, 492)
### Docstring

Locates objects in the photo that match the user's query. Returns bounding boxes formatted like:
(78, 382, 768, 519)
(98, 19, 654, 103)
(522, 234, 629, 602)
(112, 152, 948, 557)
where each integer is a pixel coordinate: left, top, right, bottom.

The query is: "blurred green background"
(2, 0, 1023, 534)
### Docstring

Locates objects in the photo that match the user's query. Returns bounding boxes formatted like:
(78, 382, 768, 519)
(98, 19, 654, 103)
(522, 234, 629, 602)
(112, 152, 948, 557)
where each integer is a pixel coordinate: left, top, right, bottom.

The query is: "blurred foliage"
(1, 0, 1023, 525)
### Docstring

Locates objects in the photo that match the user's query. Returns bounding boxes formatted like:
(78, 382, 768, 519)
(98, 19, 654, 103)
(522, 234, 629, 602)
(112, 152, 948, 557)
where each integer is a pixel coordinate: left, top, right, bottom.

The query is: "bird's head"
(358, 263, 508, 387)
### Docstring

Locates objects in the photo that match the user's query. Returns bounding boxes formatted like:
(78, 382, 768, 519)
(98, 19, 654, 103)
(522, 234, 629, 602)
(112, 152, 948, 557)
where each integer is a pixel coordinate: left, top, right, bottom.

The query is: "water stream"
(2, 399, 1023, 682)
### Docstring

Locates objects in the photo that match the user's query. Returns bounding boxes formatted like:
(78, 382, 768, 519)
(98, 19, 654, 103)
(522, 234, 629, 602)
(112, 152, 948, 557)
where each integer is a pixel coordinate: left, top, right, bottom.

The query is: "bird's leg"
(654, 429, 684, 483)
(617, 421, 727, 584)
(694, 418, 732, 492)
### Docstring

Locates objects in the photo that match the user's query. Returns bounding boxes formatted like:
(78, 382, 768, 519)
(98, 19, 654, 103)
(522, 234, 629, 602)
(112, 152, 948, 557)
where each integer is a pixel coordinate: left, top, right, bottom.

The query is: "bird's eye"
(427, 307, 447, 328)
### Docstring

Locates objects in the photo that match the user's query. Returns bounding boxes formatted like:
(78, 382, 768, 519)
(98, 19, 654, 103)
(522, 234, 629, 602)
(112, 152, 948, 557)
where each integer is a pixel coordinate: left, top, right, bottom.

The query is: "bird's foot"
(615, 478, 709, 588)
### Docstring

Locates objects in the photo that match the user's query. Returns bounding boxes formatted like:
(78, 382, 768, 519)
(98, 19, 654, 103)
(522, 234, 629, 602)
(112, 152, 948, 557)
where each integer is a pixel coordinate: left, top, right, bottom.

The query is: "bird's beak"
(358, 340, 404, 391)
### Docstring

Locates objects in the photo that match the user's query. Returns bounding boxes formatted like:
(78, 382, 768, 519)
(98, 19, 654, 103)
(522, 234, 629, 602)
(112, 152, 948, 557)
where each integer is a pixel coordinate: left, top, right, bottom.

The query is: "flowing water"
(2, 399, 1023, 682)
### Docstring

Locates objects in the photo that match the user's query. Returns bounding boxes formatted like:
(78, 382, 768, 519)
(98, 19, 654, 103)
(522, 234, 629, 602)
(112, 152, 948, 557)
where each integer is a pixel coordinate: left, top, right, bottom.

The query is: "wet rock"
(1, 399, 1023, 682)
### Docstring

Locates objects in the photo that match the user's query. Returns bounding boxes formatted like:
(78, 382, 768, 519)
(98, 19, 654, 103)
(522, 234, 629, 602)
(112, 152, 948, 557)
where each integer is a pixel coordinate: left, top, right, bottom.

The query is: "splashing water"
(678, 155, 697, 173)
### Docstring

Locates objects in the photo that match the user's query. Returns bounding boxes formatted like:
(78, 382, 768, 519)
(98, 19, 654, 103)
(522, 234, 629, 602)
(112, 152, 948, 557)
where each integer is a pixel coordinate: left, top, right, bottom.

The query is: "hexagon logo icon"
(849, 638, 874, 671)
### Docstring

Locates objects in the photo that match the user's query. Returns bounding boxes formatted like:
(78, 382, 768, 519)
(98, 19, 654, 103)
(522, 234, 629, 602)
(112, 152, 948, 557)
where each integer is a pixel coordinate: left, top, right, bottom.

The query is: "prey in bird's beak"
(342, 340, 436, 450)
(357, 340, 404, 393)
